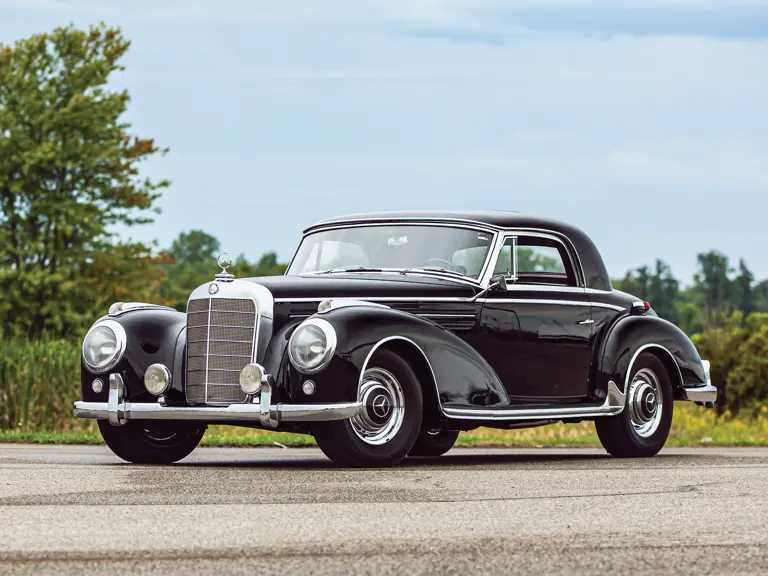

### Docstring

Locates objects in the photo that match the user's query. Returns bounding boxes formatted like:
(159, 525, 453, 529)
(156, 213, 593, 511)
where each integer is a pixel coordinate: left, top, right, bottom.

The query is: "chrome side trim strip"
(274, 295, 624, 311)
(317, 299, 390, 314)
(481, 298, 623, 311)
(443, 381, 626, 420)
(275, 296, 466, 303)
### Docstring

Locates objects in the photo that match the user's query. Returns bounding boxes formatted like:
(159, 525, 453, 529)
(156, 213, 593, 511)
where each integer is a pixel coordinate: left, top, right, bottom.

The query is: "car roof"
(303, 210, 612, 291)
(308, 210, 562, 232)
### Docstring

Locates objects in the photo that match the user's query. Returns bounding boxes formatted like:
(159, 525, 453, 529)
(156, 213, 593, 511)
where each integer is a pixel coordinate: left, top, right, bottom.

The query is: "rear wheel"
(313, 349, 423, 467)
(98, 420, 205, 464)
(408, 428, 460, 457)
(595, 353, 673, 458)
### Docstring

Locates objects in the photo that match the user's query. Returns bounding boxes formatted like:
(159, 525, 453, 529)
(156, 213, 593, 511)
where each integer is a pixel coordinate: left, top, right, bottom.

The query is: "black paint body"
(79, 211, 708, 429)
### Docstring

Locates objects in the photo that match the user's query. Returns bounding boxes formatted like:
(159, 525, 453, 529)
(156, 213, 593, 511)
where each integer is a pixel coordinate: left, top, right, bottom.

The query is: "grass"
(2, 336, 767, 448)
(3, 403, 768, 448)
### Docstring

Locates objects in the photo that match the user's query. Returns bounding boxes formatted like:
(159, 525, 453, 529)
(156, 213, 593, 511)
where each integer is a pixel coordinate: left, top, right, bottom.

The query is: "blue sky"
(2, 0, 767, 285)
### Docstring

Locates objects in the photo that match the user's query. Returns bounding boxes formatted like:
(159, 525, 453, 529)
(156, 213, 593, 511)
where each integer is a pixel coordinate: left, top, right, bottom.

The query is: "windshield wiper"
(315, 266, 383, 275)
(400, 266, 466, 278)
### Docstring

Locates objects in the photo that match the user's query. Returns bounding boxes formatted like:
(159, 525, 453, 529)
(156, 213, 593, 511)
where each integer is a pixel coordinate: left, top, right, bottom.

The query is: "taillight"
(631, 301, 651, 314)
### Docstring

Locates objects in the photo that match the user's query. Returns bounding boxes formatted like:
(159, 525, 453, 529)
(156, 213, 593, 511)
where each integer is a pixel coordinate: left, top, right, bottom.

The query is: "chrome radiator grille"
(186, 298, 257, 404)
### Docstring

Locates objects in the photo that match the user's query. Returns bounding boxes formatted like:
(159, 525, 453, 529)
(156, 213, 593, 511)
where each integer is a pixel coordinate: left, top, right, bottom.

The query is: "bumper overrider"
(74, 373, 364, 429)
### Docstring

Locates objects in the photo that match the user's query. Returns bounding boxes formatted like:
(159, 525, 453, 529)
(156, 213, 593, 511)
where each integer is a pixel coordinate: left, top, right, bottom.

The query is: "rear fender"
(597, 314, 706, 398)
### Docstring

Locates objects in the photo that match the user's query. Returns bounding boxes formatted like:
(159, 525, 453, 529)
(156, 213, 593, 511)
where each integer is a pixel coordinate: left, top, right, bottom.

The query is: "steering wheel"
(422, 258, 464, 273)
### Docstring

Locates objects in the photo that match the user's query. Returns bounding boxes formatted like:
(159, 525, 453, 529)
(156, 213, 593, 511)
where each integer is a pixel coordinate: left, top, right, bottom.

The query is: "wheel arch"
(596, 314, 705, 398)
(361, 336, 443, 425)
(628, 343, 684, 399)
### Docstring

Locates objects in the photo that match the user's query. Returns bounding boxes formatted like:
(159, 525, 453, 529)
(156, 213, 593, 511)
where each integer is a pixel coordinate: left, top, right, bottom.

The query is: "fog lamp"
(144, 363, 171, 396)
(239, 363, 265, 395)
(302, 380, 316, 395)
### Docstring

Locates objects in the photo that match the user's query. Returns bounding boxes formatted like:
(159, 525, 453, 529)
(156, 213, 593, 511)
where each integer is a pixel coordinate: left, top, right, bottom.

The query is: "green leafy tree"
(614, 259, 680, 324)
(691, 251, 734, 328)
(734, 259, 755, 321)
(692, 312, 768, 415)
(0, 23, 170, 338)
(160, 230, 220, 310)
(160, 230, 288, 310)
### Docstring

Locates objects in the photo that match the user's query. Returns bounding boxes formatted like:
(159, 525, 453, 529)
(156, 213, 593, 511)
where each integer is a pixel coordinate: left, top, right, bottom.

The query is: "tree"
(691, 251, 733, 328)
(613, 259, 679, 325)
(734, 259, 755, 321)
(160, 230, 221, 310)
(0, 24, 170, 338)
(160, 230, 288, 310)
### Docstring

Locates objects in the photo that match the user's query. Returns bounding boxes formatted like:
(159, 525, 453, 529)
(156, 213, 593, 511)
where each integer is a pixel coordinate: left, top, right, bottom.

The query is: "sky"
(1, 0, 767, 285)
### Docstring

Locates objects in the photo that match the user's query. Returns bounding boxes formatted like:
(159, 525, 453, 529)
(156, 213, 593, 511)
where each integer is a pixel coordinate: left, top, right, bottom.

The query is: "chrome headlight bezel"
(82, 319, 127, 374)
(288, 318, 337, 374)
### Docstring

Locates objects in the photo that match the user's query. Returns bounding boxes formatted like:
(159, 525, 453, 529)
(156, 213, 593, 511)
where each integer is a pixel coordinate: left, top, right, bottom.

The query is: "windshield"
(287, 225, 494, 280)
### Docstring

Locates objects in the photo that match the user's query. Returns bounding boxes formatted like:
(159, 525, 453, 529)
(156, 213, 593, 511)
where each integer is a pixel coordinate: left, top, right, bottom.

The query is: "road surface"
(1, 444, 766, 575)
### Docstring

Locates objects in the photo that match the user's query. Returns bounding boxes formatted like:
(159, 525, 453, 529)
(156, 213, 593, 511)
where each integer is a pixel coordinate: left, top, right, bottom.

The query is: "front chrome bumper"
(73, 374, 363, 429)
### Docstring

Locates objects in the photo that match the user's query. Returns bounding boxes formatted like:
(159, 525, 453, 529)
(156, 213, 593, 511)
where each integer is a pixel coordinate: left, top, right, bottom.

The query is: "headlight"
(82, 319, 127, 373)
(288, 318, 337, 374)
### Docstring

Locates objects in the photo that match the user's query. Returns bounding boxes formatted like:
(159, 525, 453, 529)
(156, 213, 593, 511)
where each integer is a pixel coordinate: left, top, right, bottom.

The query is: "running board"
(442, 381, 626, 421)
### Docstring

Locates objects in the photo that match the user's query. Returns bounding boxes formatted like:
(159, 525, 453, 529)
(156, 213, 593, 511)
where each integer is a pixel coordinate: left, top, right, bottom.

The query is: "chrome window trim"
(293, 220, 592, 291)
(480, 229, 585, 289)
(286, 221, 500, 285)
(304, 217, 502, 235)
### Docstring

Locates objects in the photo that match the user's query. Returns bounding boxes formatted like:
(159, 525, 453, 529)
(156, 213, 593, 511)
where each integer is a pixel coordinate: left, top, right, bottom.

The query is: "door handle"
(578, 319, 594, 325)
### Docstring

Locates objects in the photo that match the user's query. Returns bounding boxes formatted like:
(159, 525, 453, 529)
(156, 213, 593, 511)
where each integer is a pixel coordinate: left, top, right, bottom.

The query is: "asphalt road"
(1, 444, 767, 575)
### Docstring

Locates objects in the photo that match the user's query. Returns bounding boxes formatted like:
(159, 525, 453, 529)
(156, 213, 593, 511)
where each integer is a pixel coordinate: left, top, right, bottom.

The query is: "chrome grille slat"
(185, 297, 257, 405)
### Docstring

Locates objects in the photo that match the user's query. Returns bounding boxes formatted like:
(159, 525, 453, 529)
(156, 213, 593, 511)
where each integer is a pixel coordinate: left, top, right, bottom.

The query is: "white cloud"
(2, 0, 767, 282)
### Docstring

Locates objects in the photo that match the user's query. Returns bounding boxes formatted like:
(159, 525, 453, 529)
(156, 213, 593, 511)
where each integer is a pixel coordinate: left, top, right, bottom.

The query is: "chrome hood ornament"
(214, 252, 235, 283)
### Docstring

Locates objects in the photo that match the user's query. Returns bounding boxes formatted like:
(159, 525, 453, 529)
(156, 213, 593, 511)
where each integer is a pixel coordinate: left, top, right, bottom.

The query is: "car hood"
(243, 273, 479, 300)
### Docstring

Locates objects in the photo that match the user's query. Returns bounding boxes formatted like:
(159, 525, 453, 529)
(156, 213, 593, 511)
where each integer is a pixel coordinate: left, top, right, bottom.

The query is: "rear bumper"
(73, 374, 362, 429)
(681, 384, 717, 404)
(680, 359, 717, 406)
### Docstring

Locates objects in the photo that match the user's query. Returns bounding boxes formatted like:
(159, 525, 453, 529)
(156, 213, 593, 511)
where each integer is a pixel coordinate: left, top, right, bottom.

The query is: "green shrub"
(692, 312, 768, 416)
(0, 336, 92, 432)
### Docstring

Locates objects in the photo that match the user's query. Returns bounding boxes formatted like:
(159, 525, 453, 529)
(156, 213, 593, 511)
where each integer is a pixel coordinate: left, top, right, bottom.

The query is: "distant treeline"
(613, 252, 768, 335)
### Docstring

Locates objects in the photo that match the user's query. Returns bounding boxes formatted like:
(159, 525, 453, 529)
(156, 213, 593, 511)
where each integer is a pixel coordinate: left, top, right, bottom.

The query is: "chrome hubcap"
(350, 367, 405, 445)
(627, 368, 663, 438)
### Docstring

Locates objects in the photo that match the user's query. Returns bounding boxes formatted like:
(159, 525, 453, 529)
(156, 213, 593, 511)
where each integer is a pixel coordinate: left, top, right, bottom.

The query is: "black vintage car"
(74, 211, 717, 466)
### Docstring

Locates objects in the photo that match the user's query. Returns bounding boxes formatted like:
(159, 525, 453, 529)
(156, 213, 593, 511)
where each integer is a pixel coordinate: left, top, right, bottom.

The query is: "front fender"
(597, 314, 706, 396)
(80, 309, 187, 404)
(280, 306, 508, 408)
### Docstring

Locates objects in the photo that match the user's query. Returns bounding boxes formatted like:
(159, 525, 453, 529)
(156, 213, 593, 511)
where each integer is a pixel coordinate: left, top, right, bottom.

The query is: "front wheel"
(595, 353, 673, 458)
(98, 420, 206, 464)
(313, 349, 423, 467)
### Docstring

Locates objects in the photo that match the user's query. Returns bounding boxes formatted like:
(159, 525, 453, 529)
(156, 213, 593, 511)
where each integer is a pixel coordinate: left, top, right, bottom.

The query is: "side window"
(516, 236, 574, 286)
(493, 240, 513, 276)
(491, 235, 576, 286)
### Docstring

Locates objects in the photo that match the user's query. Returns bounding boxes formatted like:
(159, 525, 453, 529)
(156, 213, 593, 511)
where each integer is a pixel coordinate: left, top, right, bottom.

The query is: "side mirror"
(489, 274, 508, 291)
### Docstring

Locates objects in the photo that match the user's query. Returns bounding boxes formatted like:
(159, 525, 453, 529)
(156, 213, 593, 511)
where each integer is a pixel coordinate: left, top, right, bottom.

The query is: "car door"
(477, 232, 594, 402)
